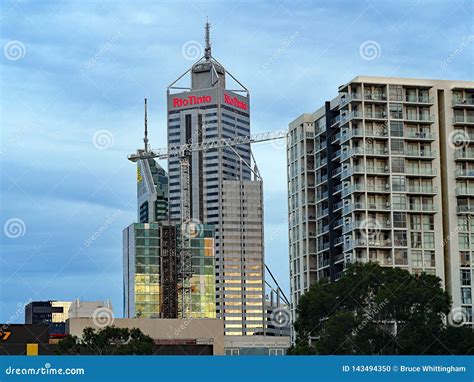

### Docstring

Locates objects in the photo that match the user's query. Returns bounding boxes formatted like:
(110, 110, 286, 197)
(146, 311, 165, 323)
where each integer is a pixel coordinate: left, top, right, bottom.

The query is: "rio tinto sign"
(173, 95, 212, 108)
(224, 93, 248, 111)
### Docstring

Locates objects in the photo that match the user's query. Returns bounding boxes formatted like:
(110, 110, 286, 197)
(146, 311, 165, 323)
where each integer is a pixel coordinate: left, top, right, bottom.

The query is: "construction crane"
(128, 101, 288, 318)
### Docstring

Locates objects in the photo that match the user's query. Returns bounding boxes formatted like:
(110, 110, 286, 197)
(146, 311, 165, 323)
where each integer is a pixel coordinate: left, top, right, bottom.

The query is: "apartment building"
(287, 76, 474, 324)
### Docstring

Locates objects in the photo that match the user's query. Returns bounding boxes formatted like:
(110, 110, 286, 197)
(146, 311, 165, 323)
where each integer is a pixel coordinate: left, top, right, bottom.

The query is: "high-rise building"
(287, 76, 474, 325)
(167, 23, 265, 335)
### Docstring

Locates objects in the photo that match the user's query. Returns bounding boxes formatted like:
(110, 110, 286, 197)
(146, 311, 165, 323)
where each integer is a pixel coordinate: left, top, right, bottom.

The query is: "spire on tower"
(144, 98, 149, 152)
(204, 18, 211, 61)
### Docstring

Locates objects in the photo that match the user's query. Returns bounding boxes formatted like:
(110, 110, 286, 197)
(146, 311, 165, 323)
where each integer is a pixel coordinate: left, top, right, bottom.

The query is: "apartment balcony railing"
(408, 204, 437, 212)
(364, 93, 387, 101)
(334, 183, 343, 194)
(407, 186, 438, 194)
(455, 169, 474, 177)
(339, 92, 363, 107)
(333, 200, 344, 211)
(453, 115, 474, 124)
(405, 167, 437, 176)
(454, 150, 474, 160)
(344, 238, 393, 251)
(404, 114, 435, 123)
(404, 149, 436, 158)
(452, 98, 474, 107)
(334, 236, 345, 246)
(405, 95, 434, 104)
(457, 205, 474, 213)
(334, 218, 344, 228)
(364, 111, 388, 119)
(455, 188, 474, 196)
(404, 131, 436, 140)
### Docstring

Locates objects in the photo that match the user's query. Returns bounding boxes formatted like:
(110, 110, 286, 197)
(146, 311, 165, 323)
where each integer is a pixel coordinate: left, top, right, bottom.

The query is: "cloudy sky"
(1, 0, 473, 322)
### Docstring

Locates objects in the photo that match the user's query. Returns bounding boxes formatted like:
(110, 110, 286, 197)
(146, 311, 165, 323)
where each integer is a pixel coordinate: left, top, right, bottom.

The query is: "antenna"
(144, 98, 149, 152)
(205, 18, 211, 61)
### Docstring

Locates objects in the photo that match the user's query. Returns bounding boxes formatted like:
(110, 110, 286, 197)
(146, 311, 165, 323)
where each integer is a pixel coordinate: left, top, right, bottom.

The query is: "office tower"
(25, 301, 71, 325)
(123, 222, 216, 319)
(167, 23, 265, 335)
(287, 76, 474, 324)
(137, 158, 168, 223)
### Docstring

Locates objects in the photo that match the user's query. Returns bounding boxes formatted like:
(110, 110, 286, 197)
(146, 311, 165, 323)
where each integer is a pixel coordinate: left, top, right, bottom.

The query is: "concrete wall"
(66, 318, 225, 355)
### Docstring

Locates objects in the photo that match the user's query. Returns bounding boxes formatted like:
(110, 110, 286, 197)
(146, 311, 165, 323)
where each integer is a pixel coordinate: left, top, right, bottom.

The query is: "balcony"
(365, 147, 390, 157)
(404, 95, 434, 104)
(405, 167, 437, 177)
(452, 98, 474, 108)
(364, 93, 387, 102)
(334, 236, 345, 246)
(338, 111, 363, 126)
(453, 115, 474, 125)
(457, 205, 474, 214)
(404, 149, 436, 158)
(454, 150, 474, 160)
(404, 131, 436, 140)
(404, 114, 435, 123)
(339, 93, 363, 107)
(407, 185, 438, 194)
(364, 111, 388, 120)
(408, 204, 437, 213)
(455, 169, 474, 178)
(455, 188, 474, 196)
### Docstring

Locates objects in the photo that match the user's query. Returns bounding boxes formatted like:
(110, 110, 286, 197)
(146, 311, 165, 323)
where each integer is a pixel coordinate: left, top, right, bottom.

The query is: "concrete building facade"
(287, 76, 474, 325)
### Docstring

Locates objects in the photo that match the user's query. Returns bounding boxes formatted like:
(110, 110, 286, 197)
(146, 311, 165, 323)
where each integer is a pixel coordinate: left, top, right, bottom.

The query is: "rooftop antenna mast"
(204, 18, 211, 61)
(144, 98, 149, 152)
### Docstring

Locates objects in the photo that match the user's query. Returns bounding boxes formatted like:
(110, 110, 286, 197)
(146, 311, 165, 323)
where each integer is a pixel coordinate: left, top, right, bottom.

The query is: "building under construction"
(123, 101, 216, 320)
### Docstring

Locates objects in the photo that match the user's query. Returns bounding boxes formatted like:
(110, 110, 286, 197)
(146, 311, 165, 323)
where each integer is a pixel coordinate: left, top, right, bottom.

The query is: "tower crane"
(128, 100, 289, 317)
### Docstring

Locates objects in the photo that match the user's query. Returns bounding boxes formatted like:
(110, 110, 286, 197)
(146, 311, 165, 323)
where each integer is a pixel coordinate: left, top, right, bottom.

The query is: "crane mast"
(128, 117, 288, 317)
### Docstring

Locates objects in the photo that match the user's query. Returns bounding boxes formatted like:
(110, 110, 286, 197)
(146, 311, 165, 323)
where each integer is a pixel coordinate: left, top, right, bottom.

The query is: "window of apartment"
(390, 121, 403, 137)
(390, 103, 403, 119)
(460, 252, 471, 267)
(394, 231, 407, 246)
(411, 233, 422, 248)
(393, 212, 407, 228)
(389, 85, 403, 101)
(459, 233, 470, 250)
(225, 349, 240, 356)
(412, 250, 423, 266)
(391, 139, 404, 155)
(269, 349, 284, 356)
(423, 215, 434, 231)
(392, 194, 406, 210)
(394, 249, 408, 265)
(423, 250, 435, 267)
(391, 158, 405, 173)
(461, 269, 472, 286)
(392, 175, 406, 191)
(461, 288, 472, 304)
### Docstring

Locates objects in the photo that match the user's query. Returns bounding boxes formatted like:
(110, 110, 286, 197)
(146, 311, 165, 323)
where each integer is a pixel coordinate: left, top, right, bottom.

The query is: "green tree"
(57, 326, 154, 355)
(288, 262, 474, 355)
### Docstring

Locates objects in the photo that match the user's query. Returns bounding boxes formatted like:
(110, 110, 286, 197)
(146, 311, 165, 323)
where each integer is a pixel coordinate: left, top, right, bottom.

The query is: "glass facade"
(124, 222, 216, 319)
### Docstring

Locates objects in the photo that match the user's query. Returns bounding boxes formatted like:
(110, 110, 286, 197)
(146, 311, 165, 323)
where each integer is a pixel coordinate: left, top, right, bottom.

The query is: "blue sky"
(1, 0, 473, 322)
